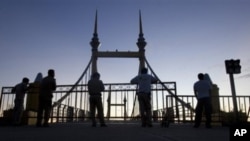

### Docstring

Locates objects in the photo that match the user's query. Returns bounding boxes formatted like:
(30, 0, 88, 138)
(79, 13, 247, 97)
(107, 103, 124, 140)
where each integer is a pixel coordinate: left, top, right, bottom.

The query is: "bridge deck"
(0, 122, 229, 141)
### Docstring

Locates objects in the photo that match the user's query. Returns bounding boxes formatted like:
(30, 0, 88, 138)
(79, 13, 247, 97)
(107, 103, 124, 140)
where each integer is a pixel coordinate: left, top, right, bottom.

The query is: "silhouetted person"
(36, 69, 56, 127)
(130, 68, 158, 127)
(88, 72, 107, 127)
(193, 73, 212, 128)
(12, 77, 29, 125)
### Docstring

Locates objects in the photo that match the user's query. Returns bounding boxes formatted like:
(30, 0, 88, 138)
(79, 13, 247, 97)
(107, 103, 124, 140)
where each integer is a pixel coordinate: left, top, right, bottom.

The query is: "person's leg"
(144, 94, 152, 127)
(36, 99, 44, 126)
(96, 96, 106, 126)
(89, 96, 97, 126)
(13, 100, 23, 125)
(43, 100, 52, 127)
(204, 98, 212, 128)
(194, 100, 203, 127)
(138, 94, 146, 127)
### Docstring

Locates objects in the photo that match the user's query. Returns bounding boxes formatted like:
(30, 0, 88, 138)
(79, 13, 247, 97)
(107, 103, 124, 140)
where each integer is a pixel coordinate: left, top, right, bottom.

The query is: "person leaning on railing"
(12, 77, 30, 126)
(193, 73, 212, 128)
(130, 68, 158, 127)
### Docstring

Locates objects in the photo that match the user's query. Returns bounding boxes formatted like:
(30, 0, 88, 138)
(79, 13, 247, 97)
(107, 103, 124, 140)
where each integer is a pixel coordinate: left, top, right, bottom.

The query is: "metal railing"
(0, 82, 177, 123)
(164, 95, 250, 123)
(1, 83, 249, 124)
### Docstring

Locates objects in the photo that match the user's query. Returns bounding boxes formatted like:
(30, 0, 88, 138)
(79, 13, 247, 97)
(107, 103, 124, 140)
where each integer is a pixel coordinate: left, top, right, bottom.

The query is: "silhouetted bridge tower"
(51, 11, 194, 121)
(1, 12, 250, 125)
(0, 11, 201, 124)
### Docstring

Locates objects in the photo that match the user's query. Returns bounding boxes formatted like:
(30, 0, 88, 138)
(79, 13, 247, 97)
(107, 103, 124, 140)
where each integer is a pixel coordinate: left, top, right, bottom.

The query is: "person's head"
(22, 77, 29, 84)
(48, 69, 55, 77)
(197, 73, 204, 80)
(92, 72, 100, 79)
(141, 68, 148, 74)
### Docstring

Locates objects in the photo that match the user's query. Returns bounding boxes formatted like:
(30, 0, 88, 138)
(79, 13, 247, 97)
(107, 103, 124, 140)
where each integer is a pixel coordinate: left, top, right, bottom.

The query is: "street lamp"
(225, 59, 241, 122)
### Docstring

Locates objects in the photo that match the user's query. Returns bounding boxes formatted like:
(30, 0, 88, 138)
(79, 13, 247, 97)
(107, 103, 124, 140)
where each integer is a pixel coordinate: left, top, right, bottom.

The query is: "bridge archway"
(89, 11, 149, 119)
(50, 11, 193, 121)
(1, 12, 245, 124)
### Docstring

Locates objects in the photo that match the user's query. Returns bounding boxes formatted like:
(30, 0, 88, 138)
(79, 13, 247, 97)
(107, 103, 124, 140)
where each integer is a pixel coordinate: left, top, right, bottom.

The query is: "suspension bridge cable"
(144, 58, 195, 112)
(130, 85, 139, 117)
(52, 58, 92, 107)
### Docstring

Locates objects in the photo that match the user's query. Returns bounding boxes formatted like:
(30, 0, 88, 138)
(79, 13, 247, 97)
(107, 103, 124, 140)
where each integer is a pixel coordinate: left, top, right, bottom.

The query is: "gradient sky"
(1, 0, 250, 96)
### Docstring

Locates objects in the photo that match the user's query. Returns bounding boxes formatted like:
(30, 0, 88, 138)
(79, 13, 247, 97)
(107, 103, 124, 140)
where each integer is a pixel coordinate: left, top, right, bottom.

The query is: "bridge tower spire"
(137, 10, 147, 72)
(90, 10, 100, 74)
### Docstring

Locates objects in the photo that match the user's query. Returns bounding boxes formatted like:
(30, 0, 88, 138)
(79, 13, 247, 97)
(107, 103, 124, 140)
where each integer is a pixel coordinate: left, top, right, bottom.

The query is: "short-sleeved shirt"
(130, 74, 157, 93)
(193, 80, 212, 99)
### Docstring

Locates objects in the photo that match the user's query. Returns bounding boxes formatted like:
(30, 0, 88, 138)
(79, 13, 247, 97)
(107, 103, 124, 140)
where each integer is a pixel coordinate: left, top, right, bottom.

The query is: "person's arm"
(151, 76, 158, 83)
(11, 85, 16, 93)
(100, 80, 105, 92)
(130, 76, 138, 84)
(194, 90, 198, 98)
(52, 79, 57, 91)
(24, 84, 30, 92)
(193, 85, 198, 99)
(209, 83, 212, 97)
(208, 85, 212, 98)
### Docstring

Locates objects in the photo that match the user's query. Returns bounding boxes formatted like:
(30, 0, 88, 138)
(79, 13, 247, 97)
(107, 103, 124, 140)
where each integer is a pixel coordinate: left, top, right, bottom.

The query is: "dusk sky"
(1, 0, 250, 97)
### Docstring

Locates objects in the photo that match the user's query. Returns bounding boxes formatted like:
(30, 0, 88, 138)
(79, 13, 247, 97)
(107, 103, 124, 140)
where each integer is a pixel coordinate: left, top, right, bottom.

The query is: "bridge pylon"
(90, 10, 147, 75)
(52, 10, 194, 120)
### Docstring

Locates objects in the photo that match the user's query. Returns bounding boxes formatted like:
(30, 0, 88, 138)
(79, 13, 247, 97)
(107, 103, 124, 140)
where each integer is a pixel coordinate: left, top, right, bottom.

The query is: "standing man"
(12, 77, 29, 125)
(88, 72, 107, 127)
(193, 73, 212, 128)
(36, 69, 56, 127)
(130, 68, 158, 127)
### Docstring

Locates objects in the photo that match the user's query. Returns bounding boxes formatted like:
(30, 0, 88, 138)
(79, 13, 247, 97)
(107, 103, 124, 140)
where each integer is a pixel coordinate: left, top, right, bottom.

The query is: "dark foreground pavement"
(0, 122, 229, 141)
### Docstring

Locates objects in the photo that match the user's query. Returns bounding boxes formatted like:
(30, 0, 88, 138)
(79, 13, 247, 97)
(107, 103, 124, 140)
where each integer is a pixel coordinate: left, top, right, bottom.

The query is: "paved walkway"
(0, 122, 229, 141)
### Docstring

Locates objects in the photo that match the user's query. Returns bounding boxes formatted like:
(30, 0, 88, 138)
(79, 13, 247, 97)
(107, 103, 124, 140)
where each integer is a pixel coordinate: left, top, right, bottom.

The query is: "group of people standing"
(12, 69, 56, 127)
(12, 68, 212, 128)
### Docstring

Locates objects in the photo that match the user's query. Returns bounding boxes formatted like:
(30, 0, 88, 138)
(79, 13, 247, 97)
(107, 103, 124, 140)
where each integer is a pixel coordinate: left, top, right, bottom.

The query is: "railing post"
(56, 105, 60, 123)
(182, 104, 186, 122)
(229, 73, 240, 122)
(0, 88, 4, 114)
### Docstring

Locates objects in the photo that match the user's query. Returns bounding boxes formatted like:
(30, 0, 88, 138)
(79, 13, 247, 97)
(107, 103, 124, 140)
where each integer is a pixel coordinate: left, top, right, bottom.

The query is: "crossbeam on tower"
(53, 10, 193, 118)
(97, 51, 140, 58)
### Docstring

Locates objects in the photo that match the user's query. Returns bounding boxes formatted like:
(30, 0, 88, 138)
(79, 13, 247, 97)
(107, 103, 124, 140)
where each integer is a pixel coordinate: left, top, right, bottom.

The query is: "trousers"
(36, 98, 52, 125)
(137, 93, 152, 126)
(89, 95, 105, 125)
(194, 97, 212, 127)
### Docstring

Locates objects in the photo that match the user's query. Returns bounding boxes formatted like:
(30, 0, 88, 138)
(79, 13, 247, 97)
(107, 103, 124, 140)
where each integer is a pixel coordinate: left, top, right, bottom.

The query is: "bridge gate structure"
(51, 11, 194, 122)
(0, 11, 196, 124)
